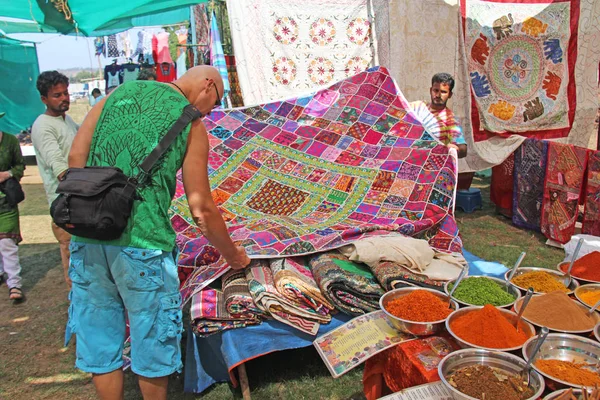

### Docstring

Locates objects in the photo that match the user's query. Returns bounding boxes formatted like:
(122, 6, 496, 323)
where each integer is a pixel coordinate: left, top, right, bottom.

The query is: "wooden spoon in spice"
(515, 287, 534, 332)
(522, 326, 549, 387)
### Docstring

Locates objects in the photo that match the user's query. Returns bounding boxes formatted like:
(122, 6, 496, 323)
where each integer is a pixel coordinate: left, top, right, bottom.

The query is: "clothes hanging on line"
(104, 63, 122, 92)
(94, 37, 106, 57)
(152, 32, 173, 65)
(121, 63, 140, 83)
(156, 62, 176, 83)
(176, 52, 187, 79)
(107, 35, 119, 58)
(118, 31, 132, 58)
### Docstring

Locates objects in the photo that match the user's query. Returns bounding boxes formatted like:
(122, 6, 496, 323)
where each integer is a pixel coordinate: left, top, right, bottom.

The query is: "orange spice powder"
(385, 290, 453, 322)
(450, 304, 531, 348)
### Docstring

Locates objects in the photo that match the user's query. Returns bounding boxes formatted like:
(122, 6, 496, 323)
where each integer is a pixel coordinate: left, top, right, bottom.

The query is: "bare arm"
(69, 96, 107, 168)
(182, 120, 250, 269)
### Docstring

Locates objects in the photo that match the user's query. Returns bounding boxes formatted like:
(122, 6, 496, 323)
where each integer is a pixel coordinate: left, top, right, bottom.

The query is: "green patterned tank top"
(74, 81, 191, 251)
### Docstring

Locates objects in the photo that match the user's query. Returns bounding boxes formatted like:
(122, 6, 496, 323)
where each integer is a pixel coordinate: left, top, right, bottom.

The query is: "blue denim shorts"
(66, 242, 183, 378)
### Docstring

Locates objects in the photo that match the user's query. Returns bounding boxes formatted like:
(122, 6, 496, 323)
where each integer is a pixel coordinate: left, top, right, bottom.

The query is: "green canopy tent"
(0, 0, 211, 133)
(1, 0, 207, 36)
(0, 35, 44, 134)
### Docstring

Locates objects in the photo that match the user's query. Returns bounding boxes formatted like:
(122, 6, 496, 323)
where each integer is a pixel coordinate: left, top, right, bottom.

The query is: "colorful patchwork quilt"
(171, 67, 462, 303)
(582, 151, 600, 236)
(512, 138, 549, 231)
(463, 0, 579, 141)
(540, 142, 588, 244)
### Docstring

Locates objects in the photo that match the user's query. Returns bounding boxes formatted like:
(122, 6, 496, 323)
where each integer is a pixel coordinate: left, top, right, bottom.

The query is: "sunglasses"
(207, 79, 222, 108)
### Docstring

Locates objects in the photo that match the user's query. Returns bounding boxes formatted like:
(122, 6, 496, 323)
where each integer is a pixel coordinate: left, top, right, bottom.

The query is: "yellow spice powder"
(511, 271, 569, 293)
(580, 290, 600, 307)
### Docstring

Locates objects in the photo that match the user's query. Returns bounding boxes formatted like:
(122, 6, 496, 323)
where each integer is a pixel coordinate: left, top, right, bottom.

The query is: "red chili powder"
(561, 251, 600, 281)
(450, 304, 531, 349)
(385, 290, 453, 322)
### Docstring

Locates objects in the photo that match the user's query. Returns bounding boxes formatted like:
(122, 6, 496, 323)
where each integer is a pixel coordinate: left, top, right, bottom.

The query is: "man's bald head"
(176, 65, 224, 115)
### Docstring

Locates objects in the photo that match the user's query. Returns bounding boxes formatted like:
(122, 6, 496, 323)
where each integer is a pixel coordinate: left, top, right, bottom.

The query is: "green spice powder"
(449, 277, 516, 306)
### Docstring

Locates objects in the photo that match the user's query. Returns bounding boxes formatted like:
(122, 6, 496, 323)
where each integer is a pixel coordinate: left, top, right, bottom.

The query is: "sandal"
(9, 287, 25, 304)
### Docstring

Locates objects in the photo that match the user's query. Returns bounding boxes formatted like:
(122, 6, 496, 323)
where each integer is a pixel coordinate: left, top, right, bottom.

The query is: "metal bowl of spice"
(543, 388, 599, 400)
(505, 267, 579, 295)
(514, 292, 600, 334)
(594, 323, 600, 343)
(523, 333, 600, 390)
(446, 305, 536, 352)
(574, 284, 600, 309)
(439, 348, 545, 400)
(379, 287, 458, 336)
(558, 252, 600, 284)
(444, 276, 521, 308)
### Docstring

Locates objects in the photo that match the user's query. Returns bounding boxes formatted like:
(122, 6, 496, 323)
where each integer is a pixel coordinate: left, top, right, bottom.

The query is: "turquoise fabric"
(0, 1, 207, 36)
(0, 36, 44, 134)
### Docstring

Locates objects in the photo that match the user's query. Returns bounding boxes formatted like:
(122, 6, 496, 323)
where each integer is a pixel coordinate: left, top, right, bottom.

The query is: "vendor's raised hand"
(447, 143, 459, 151)
(227, 245, 251, 270)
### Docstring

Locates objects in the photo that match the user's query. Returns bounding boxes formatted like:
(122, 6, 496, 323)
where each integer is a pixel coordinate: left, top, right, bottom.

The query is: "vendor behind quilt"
(172, 67, 461, 302)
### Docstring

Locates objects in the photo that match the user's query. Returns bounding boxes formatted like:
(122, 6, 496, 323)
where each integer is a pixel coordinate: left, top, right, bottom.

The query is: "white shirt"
(31, 114, 78, 205)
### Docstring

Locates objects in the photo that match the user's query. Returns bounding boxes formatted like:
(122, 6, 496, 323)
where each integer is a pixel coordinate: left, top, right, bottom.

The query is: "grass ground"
(0, 166, 564, 399)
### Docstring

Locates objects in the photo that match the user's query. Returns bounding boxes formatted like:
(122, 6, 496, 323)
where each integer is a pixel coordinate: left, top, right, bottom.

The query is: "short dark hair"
(91, 88, 101, 95)
(431, 73, 455, 92)
(36, 70, 69, 97)
(137, 69, 157, 81)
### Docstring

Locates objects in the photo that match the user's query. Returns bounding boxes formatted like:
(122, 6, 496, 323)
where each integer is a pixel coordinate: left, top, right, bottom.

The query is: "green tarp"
(1, 0, 207, 36)
(0, 36, 44, 135)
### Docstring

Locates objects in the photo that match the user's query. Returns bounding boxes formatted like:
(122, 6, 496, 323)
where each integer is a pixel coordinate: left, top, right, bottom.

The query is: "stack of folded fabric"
(222, 269, 266, 320)
(308, 251, 384, 316)
(339, 235, 465, 291)
(269, 257, 335, 316)
(190, 288, 261, 337)
(246, 260, 331, 335)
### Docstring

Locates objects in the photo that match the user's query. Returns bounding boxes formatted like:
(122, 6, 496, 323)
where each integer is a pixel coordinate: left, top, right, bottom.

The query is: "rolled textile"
(269, 257, 334, 316)
(190, 288, 261, 337)
(370, 261, 445, 291)
(246, 260, 329, 335)
(308, 252, 384, 316)
(338, 235, 465, 282)
(222, 269, 266, 320)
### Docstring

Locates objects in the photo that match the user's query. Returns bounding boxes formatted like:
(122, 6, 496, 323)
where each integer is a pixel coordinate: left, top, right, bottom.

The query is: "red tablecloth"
(362, 335, 460, 400)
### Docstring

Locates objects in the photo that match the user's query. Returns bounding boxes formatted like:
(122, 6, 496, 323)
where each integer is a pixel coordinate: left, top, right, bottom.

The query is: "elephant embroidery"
(493, 13, 513, 40)
(542, 71, 561, 100)
(544, 39, 563, 64)
(471, 33, 490, 65)
(470, 72, 491, 98)
(488, 100, 516, 121)
(521, 17, 548, 37)
(523, 97, 544, 122)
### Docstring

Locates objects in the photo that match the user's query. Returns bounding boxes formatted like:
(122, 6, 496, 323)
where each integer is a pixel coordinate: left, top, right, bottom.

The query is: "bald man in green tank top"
(67, 66, 250, 400)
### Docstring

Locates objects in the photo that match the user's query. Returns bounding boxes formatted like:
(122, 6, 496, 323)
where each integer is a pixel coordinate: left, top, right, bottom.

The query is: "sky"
(10, 33, 108, 71)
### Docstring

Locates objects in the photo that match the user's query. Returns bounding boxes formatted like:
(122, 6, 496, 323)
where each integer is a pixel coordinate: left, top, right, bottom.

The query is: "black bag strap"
(122, 104, 202, 198)
(139, 104, 203, 175)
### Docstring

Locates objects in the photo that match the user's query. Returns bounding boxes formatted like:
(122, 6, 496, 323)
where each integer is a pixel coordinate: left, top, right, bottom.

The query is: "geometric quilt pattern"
(171, 67, 462, 300)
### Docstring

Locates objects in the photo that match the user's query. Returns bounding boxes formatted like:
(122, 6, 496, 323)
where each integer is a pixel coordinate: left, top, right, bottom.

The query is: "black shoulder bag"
(0, 177, 25, 207)
(50, 104, 202, 240)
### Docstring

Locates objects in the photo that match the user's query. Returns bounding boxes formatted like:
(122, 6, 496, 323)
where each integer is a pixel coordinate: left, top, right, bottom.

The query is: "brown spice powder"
(448, 365, 534, 400)
(522, 291, 596, 331)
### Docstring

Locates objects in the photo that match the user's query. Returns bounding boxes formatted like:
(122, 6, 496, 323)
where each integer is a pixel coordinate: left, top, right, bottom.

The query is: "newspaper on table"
(378, 381, 454, 400)
(313, 310, 416, 378)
